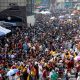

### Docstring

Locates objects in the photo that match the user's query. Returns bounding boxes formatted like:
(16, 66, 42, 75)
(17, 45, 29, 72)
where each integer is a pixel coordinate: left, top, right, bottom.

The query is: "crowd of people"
(0, 13, 80, 80)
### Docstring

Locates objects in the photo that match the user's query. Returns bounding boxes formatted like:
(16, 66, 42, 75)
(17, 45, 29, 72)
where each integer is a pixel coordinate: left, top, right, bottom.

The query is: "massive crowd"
(0, 13, 80, 80)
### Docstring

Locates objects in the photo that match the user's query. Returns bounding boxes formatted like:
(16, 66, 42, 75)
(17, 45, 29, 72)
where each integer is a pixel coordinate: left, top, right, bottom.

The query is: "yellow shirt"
(23, 68, 27, 72)
(31, 67, 36, 76)
(64, 52, 70, 59)
(18, 65, 24, 71)
(73, 53, 76, 58)
(50, 51, 56, 55)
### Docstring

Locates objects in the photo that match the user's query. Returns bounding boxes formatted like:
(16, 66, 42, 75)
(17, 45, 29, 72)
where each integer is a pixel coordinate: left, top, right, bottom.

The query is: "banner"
(27, 15, 35, 26)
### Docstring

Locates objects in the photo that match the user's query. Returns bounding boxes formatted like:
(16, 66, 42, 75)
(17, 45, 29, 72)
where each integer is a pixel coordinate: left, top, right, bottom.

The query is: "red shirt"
(43, 70, 47, 78)
(18, 42, 22, 49)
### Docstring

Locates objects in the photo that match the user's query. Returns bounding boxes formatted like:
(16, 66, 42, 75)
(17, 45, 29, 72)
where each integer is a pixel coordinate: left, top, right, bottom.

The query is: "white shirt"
(77, 76, 80, 80)
(11, 54, 15, 59)
(39, 64, 42, 75)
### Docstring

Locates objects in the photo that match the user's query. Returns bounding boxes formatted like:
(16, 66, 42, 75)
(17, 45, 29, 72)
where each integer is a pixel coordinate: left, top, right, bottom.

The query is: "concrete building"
(0, 0, 34, 26)
(0, 0, 26, 12)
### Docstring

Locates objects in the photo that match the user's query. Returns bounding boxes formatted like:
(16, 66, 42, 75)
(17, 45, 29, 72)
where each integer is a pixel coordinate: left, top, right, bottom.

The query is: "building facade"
(56, 0, 65, 9)
(0, 0, 27, 12)
(0, 0, 34, 26)
(64, 0, 80, 9)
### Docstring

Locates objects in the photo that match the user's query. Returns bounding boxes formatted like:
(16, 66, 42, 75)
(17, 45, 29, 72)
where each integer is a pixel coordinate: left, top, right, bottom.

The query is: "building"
(52, 0, 80, 10)
(56, 0, 65, 9)
(0, 0, 34, 26)
(64, 0, 80, 9)
(40, 0, 50, 8)
(50, 0, 56, 12)
(50, 0, 65, 11)
(0, 0, 26, 12)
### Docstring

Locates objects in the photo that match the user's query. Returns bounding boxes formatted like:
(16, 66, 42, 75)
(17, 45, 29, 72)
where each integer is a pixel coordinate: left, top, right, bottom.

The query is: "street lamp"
(7, 16, 11, 20)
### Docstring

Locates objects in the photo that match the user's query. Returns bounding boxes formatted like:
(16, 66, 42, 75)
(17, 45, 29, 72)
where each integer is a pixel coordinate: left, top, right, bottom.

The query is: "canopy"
(3, 22, 16, 26)
(0, 21, 16, 26)
(40, 11, 51, 15)
(0, 26, 11, 36)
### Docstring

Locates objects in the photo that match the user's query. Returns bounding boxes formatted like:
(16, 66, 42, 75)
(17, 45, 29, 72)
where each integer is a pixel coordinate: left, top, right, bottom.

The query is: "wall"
(0, 0, 27, 12)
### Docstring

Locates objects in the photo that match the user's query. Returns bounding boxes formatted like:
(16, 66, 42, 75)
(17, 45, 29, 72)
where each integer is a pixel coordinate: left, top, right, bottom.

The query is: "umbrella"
(67, 15, 71, 19)
(59, 15, 64, 19)
(50, 17, 55, 20)
(71, 13, 75, 16)
(40, 11, 51, 15)
(74, 56, 80, 61)
(7, 69, 19, 76)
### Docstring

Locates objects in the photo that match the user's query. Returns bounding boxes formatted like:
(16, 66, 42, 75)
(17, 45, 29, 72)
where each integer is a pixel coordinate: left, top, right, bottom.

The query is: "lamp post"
(7, 16, 11, 20)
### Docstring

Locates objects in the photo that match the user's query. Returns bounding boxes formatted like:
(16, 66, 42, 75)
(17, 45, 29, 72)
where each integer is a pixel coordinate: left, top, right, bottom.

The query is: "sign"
(27, 15, 35, 26)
